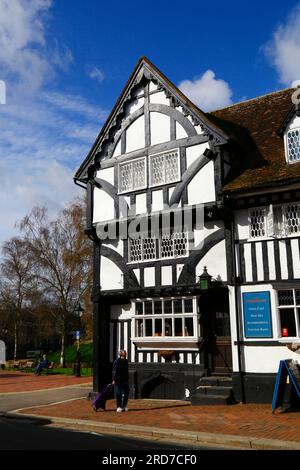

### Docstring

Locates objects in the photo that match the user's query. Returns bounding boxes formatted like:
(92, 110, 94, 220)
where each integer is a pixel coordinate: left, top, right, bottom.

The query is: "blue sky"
(0, 0, 300, 247)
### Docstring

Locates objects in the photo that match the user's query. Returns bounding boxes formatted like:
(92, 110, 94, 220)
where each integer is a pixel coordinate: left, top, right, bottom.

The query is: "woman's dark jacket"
(112, 358, 129, 384)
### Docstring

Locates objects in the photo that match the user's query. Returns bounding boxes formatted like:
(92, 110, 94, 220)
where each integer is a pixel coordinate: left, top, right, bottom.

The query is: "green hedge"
(47, 341, 93, 365)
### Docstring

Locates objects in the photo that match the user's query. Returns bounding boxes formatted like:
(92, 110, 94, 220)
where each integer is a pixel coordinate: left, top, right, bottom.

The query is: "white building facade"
(75, 58, 300, 402)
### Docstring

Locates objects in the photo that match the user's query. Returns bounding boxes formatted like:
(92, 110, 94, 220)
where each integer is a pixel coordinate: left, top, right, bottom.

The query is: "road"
(0, 385, 212, 451)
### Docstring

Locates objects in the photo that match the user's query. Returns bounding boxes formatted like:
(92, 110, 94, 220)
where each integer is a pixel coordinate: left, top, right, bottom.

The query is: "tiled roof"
(209, 88, 300, 194)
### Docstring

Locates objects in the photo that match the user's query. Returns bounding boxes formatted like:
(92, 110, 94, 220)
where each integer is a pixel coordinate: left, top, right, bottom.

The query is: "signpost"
(243, 291, 272, 338)
(272, 359, 300, 412)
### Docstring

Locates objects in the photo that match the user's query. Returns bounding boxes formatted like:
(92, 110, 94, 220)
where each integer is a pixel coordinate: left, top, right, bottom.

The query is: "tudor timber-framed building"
(75, 57, 300, 403)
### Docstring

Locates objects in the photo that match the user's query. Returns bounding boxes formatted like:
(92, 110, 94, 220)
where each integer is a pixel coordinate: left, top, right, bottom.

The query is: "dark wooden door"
(200, 288, 233, 375)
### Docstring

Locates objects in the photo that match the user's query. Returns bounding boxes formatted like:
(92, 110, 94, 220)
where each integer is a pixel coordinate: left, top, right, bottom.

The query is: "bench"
(46, 362, 54, 374)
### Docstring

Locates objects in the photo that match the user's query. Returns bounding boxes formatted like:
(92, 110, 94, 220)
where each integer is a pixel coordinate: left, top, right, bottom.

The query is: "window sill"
(132, 336, 199, 350)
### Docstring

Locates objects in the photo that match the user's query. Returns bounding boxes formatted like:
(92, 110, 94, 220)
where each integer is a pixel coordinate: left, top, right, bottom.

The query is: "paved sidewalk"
(2, 371, 300, 450)
(0, 371, 91, 393)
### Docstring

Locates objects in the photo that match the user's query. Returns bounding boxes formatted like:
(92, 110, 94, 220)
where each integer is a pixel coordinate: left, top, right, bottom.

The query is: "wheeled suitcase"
(92, 383, 113, 411)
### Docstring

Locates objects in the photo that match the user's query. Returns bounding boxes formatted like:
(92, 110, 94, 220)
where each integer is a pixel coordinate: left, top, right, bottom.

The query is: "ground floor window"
(277, 289, 300, 337)
(132, 296, 198, 339)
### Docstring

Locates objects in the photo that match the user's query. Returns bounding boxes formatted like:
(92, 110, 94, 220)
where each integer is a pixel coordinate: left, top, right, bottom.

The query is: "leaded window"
(128, 232, 188, 263)
(128, 237, 156, 262)
(277, 289, 300, 338)
(249, 203, 300, 239)
(149, 149, 180, 187)
(287, 129, 300, 163)
(119, 157, 146, 193)
(132, 296, 198, 339)
(249, 208, 266, 238)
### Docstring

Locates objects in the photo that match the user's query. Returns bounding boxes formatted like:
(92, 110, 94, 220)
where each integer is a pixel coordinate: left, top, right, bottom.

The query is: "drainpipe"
(231, 217, 246, 404)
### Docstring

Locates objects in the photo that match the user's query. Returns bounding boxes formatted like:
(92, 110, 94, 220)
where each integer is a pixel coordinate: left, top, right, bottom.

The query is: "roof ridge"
(211, 86, 294, 113)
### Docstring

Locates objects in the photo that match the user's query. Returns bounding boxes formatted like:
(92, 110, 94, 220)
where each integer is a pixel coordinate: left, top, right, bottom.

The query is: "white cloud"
(88, 66, 105, 83)
(264, 4, 300, 86)
(178, 70, 233, 111)
(0, 0, 53, 91)
(0, 1, 107, 249)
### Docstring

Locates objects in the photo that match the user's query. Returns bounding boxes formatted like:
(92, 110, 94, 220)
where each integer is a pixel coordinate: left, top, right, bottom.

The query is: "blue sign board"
(243, 291, 272, 338)
(76, 330, 80, 340)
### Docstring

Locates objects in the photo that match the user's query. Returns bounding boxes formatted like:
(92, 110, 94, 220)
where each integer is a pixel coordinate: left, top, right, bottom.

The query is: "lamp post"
(74, 304, 84, 377)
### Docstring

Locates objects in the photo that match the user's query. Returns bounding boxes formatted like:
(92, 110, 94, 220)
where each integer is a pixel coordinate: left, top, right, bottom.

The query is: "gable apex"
(74, 57, 229, 182)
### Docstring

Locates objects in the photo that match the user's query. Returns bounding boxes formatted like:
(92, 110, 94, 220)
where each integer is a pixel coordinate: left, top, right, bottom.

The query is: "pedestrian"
(112, 349, 129, 412)
(34, 354, 49, 376)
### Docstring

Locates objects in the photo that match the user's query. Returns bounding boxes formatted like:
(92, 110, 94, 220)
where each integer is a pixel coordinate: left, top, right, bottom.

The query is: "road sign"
(76, 330, 80, 340)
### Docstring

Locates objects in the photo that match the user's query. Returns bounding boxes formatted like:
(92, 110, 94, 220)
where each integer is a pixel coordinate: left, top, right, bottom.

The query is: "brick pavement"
(2, 371, 300, 447)
(0, 370, 91, 393)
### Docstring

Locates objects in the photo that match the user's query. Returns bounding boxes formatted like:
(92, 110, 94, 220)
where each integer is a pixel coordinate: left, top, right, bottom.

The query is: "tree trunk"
(14, 321, 18, 361)
(60, 330, 66, 367)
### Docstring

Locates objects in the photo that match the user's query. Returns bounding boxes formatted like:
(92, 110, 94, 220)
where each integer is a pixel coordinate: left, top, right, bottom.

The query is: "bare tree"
(0, 238, 35, 359)
(19, 203, 92, 366)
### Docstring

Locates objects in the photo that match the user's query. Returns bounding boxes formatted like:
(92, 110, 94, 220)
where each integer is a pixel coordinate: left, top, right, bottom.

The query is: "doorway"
(200, 287, 232, 375)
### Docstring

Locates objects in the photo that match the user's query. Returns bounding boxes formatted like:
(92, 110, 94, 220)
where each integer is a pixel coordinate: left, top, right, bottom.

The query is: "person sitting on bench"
(34, 354, 49, 376)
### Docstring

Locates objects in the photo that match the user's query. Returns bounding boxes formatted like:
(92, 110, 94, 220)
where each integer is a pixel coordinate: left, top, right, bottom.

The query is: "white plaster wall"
(112, 139, 121, 158)
(267, 241, 276, 280)
(100, 256, 124, 290)
(152, 189, 164, 212)
(161, 265, 172, 285)
(186, 142, 210, 168)
(195, 125, 204, 135)
(93, 187, 115, 223)
(133, 268, 140, 284)
(244, 243, 253, 282)
(195, 239, 227, 282)
(149, 91, 169, 106)
(136, 193, 147, 215)
(149, 81, 158, 92)
(234, 209, 249, 240)
(168, 187, 175, 202)
(243, 346, 300, 373)
(176, 121, 187, 139)
(144, 267, 155, 287)
(279, 240, 288, 279)
(291, 238, 300, 278)
(194, 222, 223, 252)
(96, 167, 114, 185)
(126, 97, 144, 115)
(289, 115, 300, 129)
(255, 242, 264, 281)
(110, 304, 132, 320)
(187, 161, 215, 204)
(150, 112, 170, 145)
(119, 195, 130, 219)
(126, 115, 145, 152)
(176, 264, 184, 280)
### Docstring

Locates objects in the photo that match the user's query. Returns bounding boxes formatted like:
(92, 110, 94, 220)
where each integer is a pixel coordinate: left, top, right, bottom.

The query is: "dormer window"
(286, 128, 300, 163)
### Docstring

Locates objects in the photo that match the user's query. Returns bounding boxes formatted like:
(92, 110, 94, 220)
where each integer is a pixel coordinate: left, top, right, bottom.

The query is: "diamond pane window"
(278, 290, 294, 306)
(287, 129, 300, 162)
(284, 204, 300, 235)
(129, 237, 157, 262)
(149, 149, 180, 187)
(119, 157, 146, 193)
(249, 208, 266, 238)
(160, 232, 188, 259)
